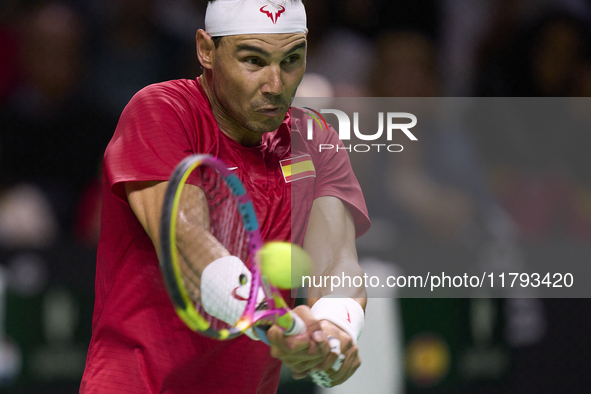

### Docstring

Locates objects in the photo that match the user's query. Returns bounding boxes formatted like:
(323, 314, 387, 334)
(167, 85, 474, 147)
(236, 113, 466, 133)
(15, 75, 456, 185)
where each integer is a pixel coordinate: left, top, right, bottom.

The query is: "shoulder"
(120, 79, 213, 128)
(129, 79, 206, 108)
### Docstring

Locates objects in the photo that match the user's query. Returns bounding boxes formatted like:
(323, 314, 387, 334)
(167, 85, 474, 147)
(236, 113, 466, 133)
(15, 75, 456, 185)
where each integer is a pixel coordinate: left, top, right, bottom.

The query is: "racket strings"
(203, 168, 250, 264)
(179, 167, 251, 331)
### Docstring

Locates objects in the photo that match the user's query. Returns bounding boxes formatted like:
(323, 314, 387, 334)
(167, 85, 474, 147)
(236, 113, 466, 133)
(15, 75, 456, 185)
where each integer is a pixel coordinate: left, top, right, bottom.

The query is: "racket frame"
(159, 154, 296, 340)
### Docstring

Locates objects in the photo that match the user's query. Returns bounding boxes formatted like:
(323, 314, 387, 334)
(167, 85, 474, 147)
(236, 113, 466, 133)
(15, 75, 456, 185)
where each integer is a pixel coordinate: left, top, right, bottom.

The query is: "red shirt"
(81, 79, 369, 394)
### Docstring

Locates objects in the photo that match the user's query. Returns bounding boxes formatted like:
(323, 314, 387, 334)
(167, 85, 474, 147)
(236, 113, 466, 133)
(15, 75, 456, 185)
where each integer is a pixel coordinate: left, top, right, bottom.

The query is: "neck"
(199, 74, 262, 147)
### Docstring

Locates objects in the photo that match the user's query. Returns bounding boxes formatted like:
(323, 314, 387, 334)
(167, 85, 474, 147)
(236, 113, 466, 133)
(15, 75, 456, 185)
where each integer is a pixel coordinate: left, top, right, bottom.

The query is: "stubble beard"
(230, 96, 290, 134)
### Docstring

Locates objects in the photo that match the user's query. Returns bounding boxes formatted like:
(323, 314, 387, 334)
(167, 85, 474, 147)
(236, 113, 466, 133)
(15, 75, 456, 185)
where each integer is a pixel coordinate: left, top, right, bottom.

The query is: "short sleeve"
(312, 125, 371, 238)
(103, 82, 201, 202)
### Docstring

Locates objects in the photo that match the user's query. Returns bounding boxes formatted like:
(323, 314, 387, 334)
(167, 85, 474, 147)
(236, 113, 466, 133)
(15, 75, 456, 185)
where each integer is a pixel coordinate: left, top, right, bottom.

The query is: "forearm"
(305, 260, 367, 309)
(125, 181, 228, 295)
(126, 180, 258, 329)
(303, 196, 367, 307)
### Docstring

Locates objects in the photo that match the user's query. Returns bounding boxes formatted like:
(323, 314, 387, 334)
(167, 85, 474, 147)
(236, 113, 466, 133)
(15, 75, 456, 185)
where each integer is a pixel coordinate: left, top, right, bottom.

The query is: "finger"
(289, 362, 321, 376)
(330, 345, 358, 381)
(291, 359, 323, 379)
(307, 330, 331, 356)
(330, 360, 361, 387)
(272, 338, 328, 366)
(269, 307, 333, 371)
(311, 348, 340, 372)
(287, 309, 330, 357)
(318, 320, 354, 353)
(292, 371, 308, 380)
(293, 305, 322, 334)
(292, 338, 345, 385)
(325, 346, 361, 386)
(268, 328, 310, 358)
(269, 306, 325, 354)
(278, 349, 327, 368)
(287, 353, 333, 374)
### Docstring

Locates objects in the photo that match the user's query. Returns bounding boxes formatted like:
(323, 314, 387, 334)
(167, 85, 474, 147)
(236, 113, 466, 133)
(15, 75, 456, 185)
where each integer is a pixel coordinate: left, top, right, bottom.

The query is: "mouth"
(256, 107, 283, 117)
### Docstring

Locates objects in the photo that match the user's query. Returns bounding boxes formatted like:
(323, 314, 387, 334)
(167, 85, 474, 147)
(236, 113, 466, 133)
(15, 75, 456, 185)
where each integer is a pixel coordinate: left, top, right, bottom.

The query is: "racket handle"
(285, 313, 345, 388)
(284, 311, 306, 336)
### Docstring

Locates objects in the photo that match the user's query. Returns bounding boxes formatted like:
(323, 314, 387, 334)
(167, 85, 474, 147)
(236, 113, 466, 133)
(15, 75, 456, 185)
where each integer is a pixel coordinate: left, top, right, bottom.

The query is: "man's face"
(210, 33, 307, 134)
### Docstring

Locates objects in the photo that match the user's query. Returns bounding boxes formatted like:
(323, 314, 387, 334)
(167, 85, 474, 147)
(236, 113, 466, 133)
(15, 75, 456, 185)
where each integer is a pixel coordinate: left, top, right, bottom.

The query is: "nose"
(261, 65, 284, 96)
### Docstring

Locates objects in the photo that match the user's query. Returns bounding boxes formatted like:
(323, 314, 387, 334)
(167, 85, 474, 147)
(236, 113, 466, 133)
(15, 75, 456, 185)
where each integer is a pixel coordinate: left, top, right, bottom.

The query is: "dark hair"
(212, 36, 223, 48)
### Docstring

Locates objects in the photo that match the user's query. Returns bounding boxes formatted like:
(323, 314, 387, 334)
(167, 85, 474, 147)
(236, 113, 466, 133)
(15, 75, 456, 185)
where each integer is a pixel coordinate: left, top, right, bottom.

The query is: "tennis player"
(80, 1, 370, 393)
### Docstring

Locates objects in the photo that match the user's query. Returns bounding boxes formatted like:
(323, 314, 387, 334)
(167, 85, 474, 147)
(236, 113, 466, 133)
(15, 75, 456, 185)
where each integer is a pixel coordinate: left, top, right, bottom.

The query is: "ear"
(196, 29, 215, 70)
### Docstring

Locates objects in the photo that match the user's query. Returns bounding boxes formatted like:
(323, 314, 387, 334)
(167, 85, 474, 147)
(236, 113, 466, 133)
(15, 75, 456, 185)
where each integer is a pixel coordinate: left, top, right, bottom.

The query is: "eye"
(245, 57, 263, 66)
(283, 55, 300, 64)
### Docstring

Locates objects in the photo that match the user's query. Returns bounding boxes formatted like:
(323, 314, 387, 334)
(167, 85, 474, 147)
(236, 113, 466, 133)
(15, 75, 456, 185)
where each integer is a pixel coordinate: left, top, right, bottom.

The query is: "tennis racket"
(159, 154, 344, 388)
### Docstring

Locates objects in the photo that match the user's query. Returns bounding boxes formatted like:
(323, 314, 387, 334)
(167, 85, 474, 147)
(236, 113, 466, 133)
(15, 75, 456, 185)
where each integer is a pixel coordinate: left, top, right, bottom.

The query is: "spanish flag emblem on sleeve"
(280, 154, 316, 183)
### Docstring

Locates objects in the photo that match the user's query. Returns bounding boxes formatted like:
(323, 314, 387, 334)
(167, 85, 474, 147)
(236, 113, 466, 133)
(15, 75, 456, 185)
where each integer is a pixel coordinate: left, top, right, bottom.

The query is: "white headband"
(205, 0, 307, 37)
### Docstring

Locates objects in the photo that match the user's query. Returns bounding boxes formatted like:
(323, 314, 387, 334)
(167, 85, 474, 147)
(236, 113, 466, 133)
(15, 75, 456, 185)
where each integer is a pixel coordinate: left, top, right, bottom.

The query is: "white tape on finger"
(310, 336, 345, 388)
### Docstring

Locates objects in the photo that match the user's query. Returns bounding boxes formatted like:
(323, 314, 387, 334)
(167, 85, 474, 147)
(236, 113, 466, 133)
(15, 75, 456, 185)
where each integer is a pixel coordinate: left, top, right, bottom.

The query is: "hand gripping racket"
(159, 154, 344, 388)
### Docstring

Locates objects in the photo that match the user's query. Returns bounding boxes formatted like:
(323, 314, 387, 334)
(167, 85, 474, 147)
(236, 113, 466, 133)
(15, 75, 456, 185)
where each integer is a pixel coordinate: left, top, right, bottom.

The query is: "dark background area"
(1, 0, 590, 392)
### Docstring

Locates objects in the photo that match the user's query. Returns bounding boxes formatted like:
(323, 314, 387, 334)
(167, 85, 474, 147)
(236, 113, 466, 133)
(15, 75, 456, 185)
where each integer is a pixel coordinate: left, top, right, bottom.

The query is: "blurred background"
(0, 0, 590, 392)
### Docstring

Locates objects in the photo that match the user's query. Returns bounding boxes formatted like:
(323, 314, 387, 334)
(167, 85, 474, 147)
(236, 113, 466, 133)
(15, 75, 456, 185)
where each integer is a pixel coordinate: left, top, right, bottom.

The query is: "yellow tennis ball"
(259, 242, 312, 289)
